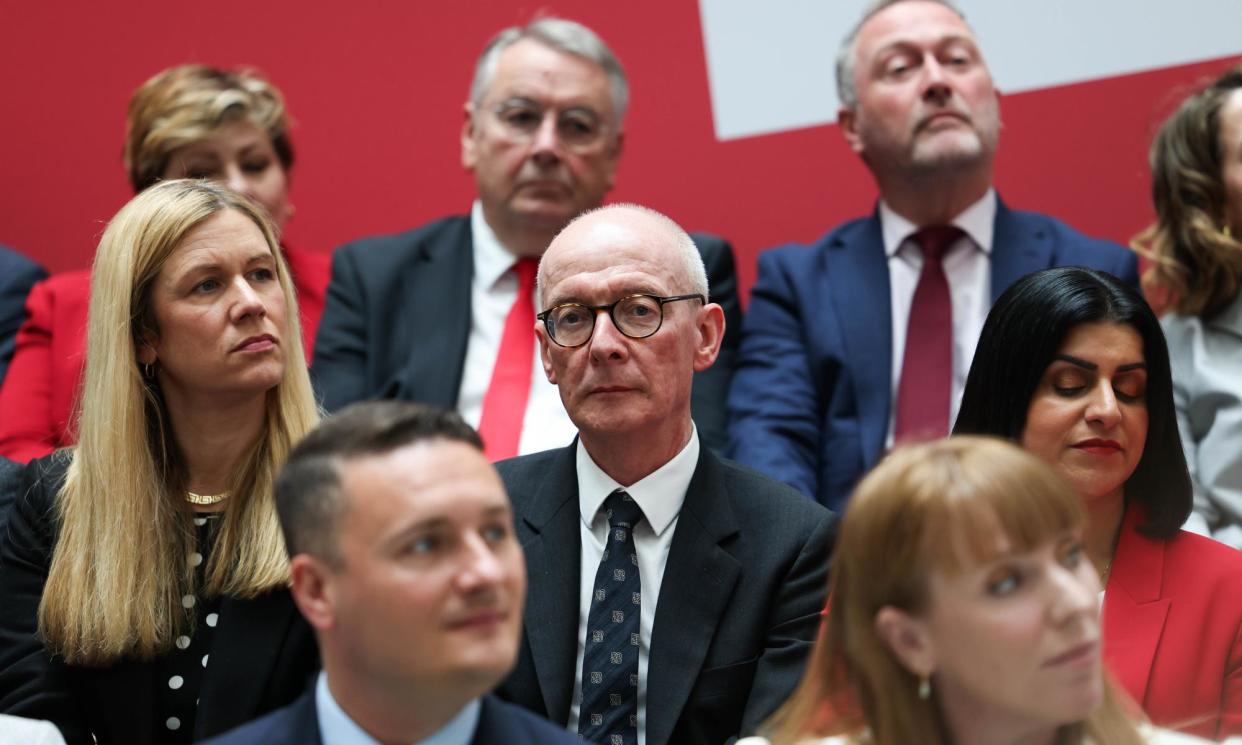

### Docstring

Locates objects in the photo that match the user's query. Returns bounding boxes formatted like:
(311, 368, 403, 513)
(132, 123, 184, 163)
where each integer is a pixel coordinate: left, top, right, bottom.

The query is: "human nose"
(588, 308, 630, 362)
(921, 55, 952, 104)
(456, 533, 507, 592)
(229, 277, 267, 322)
(221, 163, 254, 199)
(529, 112, 563, 164)
(1084, 381, 1121, 429)
(1046, 562, 1098, 627)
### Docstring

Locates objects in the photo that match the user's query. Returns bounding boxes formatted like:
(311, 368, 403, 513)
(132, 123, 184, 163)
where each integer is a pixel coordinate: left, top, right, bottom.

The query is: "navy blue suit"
(200, 692, 585, 745)
(0, 246, 47, 387)
(727, 202, 1140, 510)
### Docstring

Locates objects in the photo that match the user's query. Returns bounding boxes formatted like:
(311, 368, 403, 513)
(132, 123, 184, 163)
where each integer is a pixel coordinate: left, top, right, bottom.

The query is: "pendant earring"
(918, 674, 931, 700)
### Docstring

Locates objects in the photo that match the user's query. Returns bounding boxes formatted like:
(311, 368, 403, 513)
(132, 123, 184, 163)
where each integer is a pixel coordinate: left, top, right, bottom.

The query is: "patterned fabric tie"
(478, 258, 538, 461)
(894, 225, 963, 443)
(578, 489, 643, 745)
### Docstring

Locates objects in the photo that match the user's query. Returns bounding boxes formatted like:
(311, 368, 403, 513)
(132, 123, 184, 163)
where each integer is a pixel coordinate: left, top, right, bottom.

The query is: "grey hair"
(537, 203, 709, 307)
(469, 17, 630, 125)
(835, 0, 968, 109)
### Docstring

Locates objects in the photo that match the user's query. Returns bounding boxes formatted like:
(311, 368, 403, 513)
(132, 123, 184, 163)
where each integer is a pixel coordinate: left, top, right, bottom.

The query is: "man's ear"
(289, 554, 337, 632)
(461, 101, 479, 171)
(874, 605, 936, 677)
(839, 106, 864, 155)
(536, 324, 558, 385)
(691, 303, 725, 373)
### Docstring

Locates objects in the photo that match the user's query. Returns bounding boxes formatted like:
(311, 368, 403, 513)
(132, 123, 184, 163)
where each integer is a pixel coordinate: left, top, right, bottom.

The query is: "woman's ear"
(875, 605, 936, 677)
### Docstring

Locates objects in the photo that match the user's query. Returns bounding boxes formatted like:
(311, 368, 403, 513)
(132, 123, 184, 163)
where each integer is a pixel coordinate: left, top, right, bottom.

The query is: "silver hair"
(835, 0, 968, 109)
(469, 17, 630, 125)
(537, 203, 709, 307)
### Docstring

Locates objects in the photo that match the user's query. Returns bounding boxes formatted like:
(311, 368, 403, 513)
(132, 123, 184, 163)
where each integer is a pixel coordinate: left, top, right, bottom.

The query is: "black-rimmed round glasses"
(538, 294, 705, 348)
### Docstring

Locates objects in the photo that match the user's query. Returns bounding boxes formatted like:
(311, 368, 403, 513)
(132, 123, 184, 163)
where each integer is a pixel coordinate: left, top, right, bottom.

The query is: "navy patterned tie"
(578, 489, 643, 745)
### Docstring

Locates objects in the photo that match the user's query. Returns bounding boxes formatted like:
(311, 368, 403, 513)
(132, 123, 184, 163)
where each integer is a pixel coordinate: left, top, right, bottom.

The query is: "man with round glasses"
(312, 17, 740, 461)
(494, 204, 835, 745)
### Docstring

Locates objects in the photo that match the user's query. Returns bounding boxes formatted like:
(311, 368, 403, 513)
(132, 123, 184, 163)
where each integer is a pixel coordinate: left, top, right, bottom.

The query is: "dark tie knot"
(603, 490, 644, 530)
(913, 225, 965, 264)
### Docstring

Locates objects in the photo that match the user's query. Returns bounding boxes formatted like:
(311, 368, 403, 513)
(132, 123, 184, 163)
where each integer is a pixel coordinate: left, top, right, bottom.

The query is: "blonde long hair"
(761, 437, 1143, 745)
(39, 180, 319, 666)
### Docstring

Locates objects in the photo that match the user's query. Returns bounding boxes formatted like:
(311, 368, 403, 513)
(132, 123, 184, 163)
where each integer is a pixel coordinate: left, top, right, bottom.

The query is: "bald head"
(537, 203, 707, 309)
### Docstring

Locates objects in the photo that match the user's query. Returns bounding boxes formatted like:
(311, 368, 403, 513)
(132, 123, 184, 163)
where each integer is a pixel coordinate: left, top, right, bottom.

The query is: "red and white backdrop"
(3, 0, 1241, 301)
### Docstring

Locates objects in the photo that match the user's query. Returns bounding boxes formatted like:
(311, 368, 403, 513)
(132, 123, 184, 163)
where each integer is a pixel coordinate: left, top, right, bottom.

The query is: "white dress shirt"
(567, 429, 701, 745)
(881, 189, 996, 447)
(456, 201, 579, 455)
(316, 672, 481, 745)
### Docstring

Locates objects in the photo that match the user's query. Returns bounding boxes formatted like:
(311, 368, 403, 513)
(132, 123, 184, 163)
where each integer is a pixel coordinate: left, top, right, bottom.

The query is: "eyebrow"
(1052, 354, 1147, 373)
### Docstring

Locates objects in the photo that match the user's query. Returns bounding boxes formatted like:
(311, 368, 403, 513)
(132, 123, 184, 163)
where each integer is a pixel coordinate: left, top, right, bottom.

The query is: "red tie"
(478, 259, 538, 461)
(893, 226, 963, 443)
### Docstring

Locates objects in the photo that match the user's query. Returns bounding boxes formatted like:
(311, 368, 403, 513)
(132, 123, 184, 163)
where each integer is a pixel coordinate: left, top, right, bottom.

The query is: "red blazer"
(0, 245, 329, 463)
(1103, 504, 1242, 739)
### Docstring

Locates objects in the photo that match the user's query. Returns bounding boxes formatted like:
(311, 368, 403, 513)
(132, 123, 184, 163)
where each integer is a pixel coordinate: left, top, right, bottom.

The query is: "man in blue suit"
(727, 0, 1139, 511)
(202, 402, 583, 745)
(0, 245, 47, 387)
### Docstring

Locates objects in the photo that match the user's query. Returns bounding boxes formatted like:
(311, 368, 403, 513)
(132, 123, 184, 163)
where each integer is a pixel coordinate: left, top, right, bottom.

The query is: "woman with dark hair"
(954, 266, 1242, 739)
(1133, 64, 1242, 547)
(0, 64, 330, 463)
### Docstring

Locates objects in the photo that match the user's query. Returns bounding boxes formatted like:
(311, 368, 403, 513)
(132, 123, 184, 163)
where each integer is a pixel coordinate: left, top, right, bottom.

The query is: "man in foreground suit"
(202, 401, 582, 745)
(495, 204, 835, 745)
(313, 17, 740, 458)
(727, 0, 1140, 510)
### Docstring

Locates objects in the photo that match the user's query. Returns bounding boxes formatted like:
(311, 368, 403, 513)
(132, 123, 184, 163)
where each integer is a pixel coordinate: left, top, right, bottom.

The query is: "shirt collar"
(470, 200, 523, 290)
(575, 428, 700, 537)
(878, 188, 996, 258)
(316, 672, 482, 745)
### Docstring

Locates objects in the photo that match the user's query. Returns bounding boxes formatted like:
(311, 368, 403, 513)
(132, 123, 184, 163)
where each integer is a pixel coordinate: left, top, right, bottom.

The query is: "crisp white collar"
(470, 200, 523, 290)
(575, 428, 699, 537)
(878, 188, 996, 258)
(316, 672, 481, 745)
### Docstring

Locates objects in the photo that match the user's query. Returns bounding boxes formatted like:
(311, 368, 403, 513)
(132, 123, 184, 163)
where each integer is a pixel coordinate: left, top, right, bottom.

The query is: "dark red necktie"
(893, 226, 963, 443)
(478, 258, 538, 461)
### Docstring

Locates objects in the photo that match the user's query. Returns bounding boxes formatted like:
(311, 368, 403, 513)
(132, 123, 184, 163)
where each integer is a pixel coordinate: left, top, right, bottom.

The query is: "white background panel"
(700, 0, 1242, 140)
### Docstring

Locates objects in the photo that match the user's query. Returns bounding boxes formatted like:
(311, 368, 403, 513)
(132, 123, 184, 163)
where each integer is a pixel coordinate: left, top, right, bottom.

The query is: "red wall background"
(2, 1, 1239, 301)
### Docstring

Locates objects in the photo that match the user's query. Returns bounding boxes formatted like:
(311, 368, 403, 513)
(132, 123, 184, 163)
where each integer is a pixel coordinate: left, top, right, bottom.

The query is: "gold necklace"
(185, 490, 231, 506)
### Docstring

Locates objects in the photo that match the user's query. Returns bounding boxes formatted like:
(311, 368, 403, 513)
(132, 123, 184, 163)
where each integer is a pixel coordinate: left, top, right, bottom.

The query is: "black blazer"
(494, 444, 836, 745)
(200, 690, 586, 745)
(0, 245, 47, 387)
(311, 216, 743, 453)
(0, 456, 21, 536)
(0, 455, 319, 745)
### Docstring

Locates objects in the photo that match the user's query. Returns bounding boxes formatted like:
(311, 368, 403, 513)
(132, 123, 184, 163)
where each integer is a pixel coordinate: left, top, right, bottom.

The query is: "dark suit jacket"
(1103, 504, 1242, 740)
(0, 456, 20, 537)
(494, 444, 835, 745)
(311, 216, 743, 453)
(727, 201, 1141, 510)
(200, 691, 585, 745)
(0, 246, 47, 388)
(0, 455, 320, 745)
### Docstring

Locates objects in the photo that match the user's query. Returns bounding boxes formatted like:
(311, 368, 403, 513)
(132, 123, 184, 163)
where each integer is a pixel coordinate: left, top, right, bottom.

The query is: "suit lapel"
(391, 218, 474, 408)
(195, 590, 302, 739)
(1102, 505, 1169, 705)
(825, 212, 892, 468)
(645, 449, 741, 745)
(990, 200, 1054, 302)
(516, 447, 583, 724)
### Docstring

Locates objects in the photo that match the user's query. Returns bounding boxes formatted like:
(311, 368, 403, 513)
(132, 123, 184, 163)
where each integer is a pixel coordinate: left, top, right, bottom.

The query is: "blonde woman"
(1133, 64, 1242, 548)
(743, 438, 1205, 745)
(0, 180, 320, 745)
(0, 64, 330, 463)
